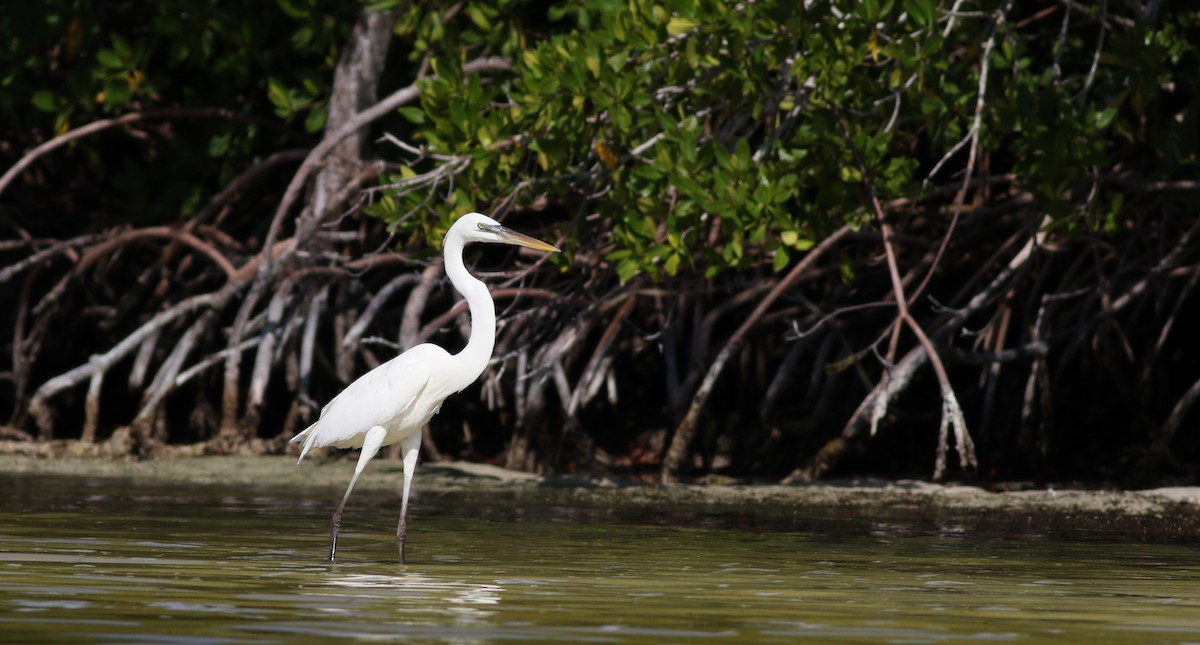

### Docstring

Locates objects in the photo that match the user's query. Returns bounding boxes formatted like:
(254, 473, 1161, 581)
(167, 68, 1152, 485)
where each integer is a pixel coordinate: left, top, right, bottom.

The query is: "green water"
(1, 474, 1198, 643)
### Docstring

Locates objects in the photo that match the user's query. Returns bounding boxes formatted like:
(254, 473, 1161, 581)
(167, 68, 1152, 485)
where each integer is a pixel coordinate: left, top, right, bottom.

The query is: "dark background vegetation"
(2, 0, 1197, 486)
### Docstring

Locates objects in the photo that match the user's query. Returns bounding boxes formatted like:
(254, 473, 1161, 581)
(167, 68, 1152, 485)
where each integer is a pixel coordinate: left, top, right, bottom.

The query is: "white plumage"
(291, 212, 558, 563)
(293, 350, 434, 458)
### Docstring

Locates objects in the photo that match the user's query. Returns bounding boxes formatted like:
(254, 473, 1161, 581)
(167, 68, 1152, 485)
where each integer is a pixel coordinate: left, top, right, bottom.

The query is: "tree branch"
(661, 225, 850, 482)
(0, 108, 283, 198)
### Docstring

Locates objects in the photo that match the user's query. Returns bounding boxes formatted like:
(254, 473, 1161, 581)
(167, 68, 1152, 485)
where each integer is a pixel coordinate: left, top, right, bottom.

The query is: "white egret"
(291, 212, 559, 563)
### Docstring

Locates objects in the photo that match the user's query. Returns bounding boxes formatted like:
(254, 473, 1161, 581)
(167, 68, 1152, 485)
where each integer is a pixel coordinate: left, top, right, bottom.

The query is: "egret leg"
(396, 431, 423, 564)
(329, 425, 387, 563)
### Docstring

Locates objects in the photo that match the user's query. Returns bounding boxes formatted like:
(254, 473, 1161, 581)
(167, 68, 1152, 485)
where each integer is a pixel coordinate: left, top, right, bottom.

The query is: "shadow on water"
(1, 472, 1199, 643)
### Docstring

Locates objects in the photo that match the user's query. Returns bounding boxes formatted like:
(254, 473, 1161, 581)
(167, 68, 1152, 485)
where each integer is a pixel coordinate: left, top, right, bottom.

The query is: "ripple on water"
(0, 475, 1198, 643)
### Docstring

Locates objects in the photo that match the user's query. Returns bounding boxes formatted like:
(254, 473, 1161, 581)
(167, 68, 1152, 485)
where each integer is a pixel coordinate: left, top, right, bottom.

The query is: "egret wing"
(292, 354, 431, 458)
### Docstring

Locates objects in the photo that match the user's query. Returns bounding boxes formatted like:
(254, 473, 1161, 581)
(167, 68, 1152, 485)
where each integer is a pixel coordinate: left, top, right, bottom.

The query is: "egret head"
(451, 212, 559, 252)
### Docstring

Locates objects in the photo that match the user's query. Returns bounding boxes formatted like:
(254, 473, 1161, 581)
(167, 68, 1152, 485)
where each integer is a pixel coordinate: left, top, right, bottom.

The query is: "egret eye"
(478, 223, 486, 230)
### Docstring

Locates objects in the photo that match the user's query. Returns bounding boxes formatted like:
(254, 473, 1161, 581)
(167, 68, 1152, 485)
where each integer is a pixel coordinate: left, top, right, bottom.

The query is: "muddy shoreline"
(3, 454, 1198, 542)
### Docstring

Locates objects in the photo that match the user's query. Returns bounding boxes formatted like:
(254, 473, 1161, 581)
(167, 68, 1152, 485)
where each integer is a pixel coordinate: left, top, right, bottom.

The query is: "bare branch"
(28, 283, 243, 437)
(135, 312, 213, 422)
(662, 225, 850, 482)
(0, 108, 280, 198)
(340, 273, 422, 380)
(0, 235, 97, 285)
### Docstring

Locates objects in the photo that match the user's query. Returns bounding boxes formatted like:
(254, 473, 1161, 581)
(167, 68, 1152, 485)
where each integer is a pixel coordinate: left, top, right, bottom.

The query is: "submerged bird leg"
(329, 425, 387, 562)
(396, 431, 423, 564)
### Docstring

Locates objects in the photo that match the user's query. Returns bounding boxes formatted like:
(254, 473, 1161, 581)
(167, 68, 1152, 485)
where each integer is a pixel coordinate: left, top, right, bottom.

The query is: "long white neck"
(442, 234, 496, 392)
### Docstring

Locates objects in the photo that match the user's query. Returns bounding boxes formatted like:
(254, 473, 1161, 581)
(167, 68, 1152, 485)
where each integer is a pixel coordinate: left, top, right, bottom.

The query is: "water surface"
(1, 473, 1198, 643)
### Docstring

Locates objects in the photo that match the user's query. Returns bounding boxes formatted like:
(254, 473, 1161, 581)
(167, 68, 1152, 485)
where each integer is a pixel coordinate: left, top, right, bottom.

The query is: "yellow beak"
(493, 225, 560, 253)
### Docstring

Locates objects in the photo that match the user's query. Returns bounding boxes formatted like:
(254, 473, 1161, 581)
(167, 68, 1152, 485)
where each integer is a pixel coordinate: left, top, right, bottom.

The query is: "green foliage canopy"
(375, 0, 1196, 282)
(3, 0, 357, 223)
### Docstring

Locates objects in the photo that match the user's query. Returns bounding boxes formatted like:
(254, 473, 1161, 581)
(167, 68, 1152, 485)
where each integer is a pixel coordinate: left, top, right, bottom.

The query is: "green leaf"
(103, 82, 132, 108)
(606, 50, 629, 71)
(31, 90, 56, 113)
(208, 132, 231, 157)
(1094, 108, 1118, 130)
(276, 0, 308, 19)
(97, 49, 125, 69)
(304, 105, 327, 133)
(772, 247, 790, 272)
(617, 257, 640, 283)
(734, 138, 751, 169)
(903, 0, 935, 28)
(267, 78, 291, 113)
(397, 106, 425, 124)
(666, 17, 700, 36)
(712, 144, 731, 169)
(109, 33, 132, 57)
(466, 5, 490, 30)
(632, 164, 664, 181)
(292, 27, 314, 50)
(664, 252, 681, 275)
(863, 0, 879, 20)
